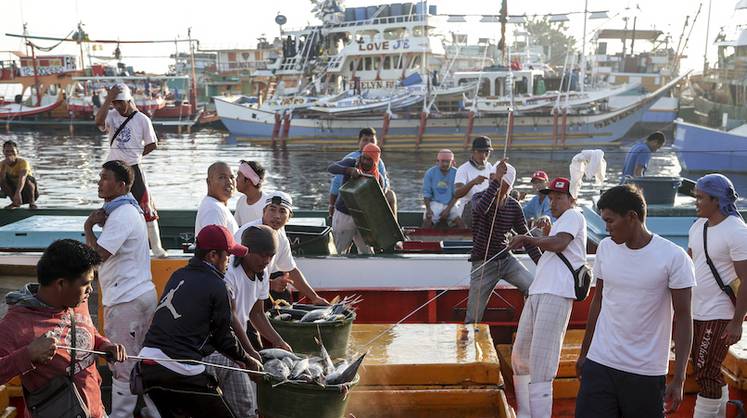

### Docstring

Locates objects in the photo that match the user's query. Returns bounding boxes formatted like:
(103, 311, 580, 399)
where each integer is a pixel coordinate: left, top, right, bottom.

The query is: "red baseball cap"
(196, 225, 248, 257)
(531, 170, 549, 182)
(540, 177, 572, 196)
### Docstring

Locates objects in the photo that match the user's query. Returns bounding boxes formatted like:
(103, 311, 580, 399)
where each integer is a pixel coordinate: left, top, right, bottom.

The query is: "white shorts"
(426, 201, 463, 223)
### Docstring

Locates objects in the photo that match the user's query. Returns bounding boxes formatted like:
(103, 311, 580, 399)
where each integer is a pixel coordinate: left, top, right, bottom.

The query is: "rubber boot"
(147, 220, 168, 258)
(110, 378, 138, 418)
(513, 375, 532, 418)
(694, 394, 722, 418)
(717, 385, 729, 417)
(528, 381, 553, 418)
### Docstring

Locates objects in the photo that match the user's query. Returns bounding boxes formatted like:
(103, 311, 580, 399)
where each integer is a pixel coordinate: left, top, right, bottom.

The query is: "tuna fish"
(260, 348, 301, 362)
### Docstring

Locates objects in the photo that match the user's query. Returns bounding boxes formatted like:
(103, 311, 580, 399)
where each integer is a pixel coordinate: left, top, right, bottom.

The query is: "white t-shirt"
(454, 161, 494, 203)
(529, 208, 587, 299)
(234, 192, 269, 226)
(195, 196, 239, 237)
(224, 258, 270, 332)
(689, 216, 747, 321)
(587, 235, 696, 376)
(235, 219, 297, 274)
(104, 109, 157, 166)
(97, 204, 155, 306)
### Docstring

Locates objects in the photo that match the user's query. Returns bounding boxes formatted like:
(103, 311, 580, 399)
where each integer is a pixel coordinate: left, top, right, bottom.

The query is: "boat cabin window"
(383, 56, 392, 70)
(410, 55, 421, 69)
(395, 56, 405, 69)
(357, 59, 364, 72)
(383, 28, 406, 40)
(364, 57, 373, 71)
(412, 26, 425, 37)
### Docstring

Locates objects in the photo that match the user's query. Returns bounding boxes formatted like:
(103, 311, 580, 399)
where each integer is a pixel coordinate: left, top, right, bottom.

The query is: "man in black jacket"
(136, 224, 258, 418)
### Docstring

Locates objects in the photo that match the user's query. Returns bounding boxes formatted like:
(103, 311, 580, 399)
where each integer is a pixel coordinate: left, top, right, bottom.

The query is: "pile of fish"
(260, 344, 365, 388)
(268, 295, 362, 324)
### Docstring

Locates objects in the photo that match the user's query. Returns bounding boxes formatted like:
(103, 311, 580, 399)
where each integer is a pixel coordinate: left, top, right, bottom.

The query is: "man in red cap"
(136, 224, 259, 417)
(522, 170, 554, 227)
(508, 177, 588, 417)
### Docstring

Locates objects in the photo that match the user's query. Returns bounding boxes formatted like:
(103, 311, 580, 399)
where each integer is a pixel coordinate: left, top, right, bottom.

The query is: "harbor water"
(1, 128, 745, 211)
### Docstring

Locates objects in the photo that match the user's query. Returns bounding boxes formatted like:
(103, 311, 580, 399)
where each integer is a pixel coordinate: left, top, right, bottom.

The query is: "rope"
(55, 345, 267, 377)
(362, 226, 538, 347)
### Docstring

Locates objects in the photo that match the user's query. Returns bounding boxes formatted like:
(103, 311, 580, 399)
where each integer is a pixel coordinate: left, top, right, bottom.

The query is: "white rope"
(55, 345, 267, 376)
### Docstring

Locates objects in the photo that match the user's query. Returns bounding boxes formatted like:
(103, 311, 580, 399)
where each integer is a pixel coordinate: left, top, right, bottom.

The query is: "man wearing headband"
(235, 191, 328, 305)
(422, 149, 464, 228)
(204, 224, 289, 417)
(328, 128, 396, 220)
(466, 159, 541, 325)
(327, 144, 386, 255)
(688, 174, 747, 417)
(196, 161, 239, 236)
(95, 83, 167, 258)
(235, 160, 269, 226)
(455, 136, 495, 228)
(138, 225, 256, 417)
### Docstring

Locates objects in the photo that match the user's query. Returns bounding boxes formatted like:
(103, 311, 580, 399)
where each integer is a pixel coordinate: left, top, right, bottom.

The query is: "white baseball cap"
(112, 83, 133, 101)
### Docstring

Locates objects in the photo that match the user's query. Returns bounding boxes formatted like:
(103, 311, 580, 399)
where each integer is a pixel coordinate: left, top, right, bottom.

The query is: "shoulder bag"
(109, 111, 138, 146)
(557, 252, 593, 302)
(703, 221, 739, 306)
(24, 311, 91, 418)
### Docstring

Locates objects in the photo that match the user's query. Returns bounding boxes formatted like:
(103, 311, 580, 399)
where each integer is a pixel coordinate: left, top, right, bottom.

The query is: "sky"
(0, 0, 743, 74)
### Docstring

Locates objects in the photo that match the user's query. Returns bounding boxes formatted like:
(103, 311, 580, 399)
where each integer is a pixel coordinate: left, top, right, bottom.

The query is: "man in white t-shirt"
(688, 174, 747, 418)
(195, 161, 238, 236)
(507, 177, 587, 418)
(95, 83, 167, 258)
(204, 224, 290, 417)
(235, 191, 328, 306)
(454, 136, 494, 228)
(83, 160, 158, 418)
(576, 184, 696, 418)
(235, 160, 269, 226)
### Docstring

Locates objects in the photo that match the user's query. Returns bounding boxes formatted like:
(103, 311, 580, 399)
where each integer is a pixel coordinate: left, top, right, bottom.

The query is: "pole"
(29, 42, 41, 107)
(703, 0, 712, 73)
(580, 0, 588, 93)
(188, 28, 198, 111)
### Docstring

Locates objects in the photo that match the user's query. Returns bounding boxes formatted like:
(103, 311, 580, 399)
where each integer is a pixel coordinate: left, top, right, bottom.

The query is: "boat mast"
(703, 0, 712, 73)
(422, 0, 429, 113)
(188, 27, 198, 109)
(580, 0, 588, 93)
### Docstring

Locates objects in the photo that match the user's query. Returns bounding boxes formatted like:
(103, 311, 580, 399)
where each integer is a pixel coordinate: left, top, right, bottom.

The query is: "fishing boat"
(0, 95, 64, 119)
(673, 119, 747, 173)
(215, 0, 681, 150)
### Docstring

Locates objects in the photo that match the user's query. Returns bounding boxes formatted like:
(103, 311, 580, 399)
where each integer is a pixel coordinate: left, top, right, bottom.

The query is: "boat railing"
(326, 13, 426, 30)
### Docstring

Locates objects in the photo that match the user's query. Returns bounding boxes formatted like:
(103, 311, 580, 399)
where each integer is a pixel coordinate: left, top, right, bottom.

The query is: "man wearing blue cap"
(688, 174, 747, 418)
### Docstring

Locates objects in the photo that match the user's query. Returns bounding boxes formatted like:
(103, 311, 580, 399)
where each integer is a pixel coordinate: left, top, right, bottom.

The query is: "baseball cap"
(265, 191, 293, 212)
(531, 170, 549, 182)
(112, 83, 133, 102)
(472, 136, 493, 151)
(540, 177, 574, 197)
(196, 224, 248, 257)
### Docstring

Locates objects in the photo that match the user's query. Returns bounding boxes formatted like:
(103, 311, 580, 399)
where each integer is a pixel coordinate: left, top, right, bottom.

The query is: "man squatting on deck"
(95, 83, 168, 258)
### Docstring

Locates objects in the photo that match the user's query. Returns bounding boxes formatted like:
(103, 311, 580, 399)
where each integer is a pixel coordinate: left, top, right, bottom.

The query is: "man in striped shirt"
(465, 159, 541, 324)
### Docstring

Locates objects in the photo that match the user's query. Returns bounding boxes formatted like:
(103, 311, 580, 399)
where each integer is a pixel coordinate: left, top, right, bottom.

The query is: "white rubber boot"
(528, 381, 553, 418)
(513, 375, 531, 418)
(110, 378, 138, 418)
(717, 385, 729, 417)
(147, 220, 168, 258)
(694, 394, 722, 418)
